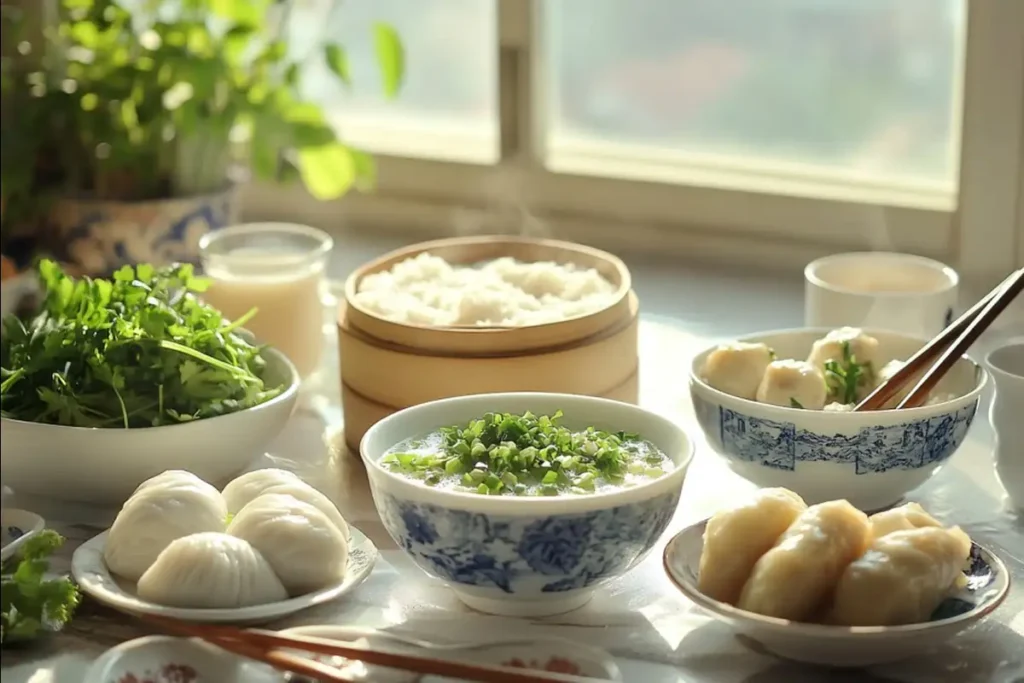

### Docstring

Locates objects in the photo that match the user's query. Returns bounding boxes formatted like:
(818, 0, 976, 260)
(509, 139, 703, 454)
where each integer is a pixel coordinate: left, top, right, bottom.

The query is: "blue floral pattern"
(376, 490, 680, 595)
(693, 393, 978, 475)
(50, 188, 240, 276)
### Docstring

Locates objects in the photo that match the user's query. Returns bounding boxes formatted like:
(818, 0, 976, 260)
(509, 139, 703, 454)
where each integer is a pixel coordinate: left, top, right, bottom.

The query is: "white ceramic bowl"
(690, 328, 986, 510)
(0, 347, 299, 505)
(663, 518, 1010, 667)
(360, 392, 693, 618)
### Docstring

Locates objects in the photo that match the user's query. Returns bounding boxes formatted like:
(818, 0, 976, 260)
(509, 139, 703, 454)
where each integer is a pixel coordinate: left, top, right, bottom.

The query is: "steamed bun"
(222, 470, 349, 540)
(137, 532, 288, 608)
(104, 471, 227, 582)
(222, 468, 302, 513)
(228, 493, 348, 596)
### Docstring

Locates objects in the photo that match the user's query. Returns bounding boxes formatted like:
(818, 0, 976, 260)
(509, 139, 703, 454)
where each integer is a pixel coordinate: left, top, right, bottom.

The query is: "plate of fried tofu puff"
(662, 488, 1010, 667)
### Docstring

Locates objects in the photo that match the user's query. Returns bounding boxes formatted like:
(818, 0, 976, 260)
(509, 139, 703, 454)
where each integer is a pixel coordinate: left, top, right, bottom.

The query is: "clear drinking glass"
(198, 223, 333, 379)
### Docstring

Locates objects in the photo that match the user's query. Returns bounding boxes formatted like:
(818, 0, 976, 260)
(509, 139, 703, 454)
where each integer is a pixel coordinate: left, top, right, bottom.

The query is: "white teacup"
(805, 252, 959, 337)
(987, 341, 1024, 510)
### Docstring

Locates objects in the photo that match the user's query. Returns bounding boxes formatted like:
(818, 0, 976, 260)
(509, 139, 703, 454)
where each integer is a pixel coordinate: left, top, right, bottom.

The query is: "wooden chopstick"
(854, 270, 1020, 411)
(896, 268, 1024, 409)
(142, 615, 608, 683)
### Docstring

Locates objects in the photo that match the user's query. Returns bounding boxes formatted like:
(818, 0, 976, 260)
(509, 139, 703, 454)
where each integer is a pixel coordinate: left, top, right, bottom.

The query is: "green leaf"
(210, 0, 266, 27)
(292, 122, 336, 147)
(297, 143, 355, 200)
(259, 40, 287, 65)
(372, 23, 405, 99)
(283, 102, 326, 126)
(323, 44, 351, 86)
(350, 148, 377, 191)
(284, 63, 300, 88)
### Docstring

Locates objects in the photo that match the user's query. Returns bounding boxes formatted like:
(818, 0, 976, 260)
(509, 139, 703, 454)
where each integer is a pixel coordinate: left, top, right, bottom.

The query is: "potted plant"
(1, 0, 403, 275)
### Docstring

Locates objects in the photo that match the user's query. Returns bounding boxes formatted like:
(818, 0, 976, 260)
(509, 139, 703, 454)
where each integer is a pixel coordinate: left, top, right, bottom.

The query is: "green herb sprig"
(0, 259, 282, 428)
(824, 341, 874, 405)
(381, 410, 667, 496)
(1, 530, 80, 645)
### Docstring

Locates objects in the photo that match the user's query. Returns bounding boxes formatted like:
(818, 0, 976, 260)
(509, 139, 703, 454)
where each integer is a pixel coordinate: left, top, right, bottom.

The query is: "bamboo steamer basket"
(343, 235, 632, 355)
(340, 288, 638, 400)
(337, 236, 642, 452)
(341, 367, 640, 454)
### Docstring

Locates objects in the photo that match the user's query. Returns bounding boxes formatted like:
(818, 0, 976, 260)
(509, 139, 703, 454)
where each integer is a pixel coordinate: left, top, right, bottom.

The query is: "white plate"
(85, 628, 623, 683)
(663, 518, 1011, 667)
(71, 526, 378, 624)
(1, 508, 45, 561)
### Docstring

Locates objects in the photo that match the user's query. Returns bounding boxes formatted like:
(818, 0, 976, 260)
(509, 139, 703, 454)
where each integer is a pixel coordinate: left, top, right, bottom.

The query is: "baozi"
(228, 493, 349, 596)
(698, 488, 807, 605)
(700, 342, 774, 400)
(223, 470, 349, 540)
(755, 360, 827, 410)
(829, 526, 972, 626)
(137, 532, 288, 609)
(737, 500, 870, 621)
(104, 472, 227, 582)
(222, 468, 301, 514)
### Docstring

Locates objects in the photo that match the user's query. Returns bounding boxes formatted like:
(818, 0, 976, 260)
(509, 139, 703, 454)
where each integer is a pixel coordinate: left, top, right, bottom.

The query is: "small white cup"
(987, 340, 1024, 510)
(805, 252, 959, 337)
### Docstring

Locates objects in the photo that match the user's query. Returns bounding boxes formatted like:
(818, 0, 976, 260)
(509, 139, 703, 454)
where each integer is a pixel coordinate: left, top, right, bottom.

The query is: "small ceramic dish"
(85, 628, 622, 683)
(86, 635, 263, 683)
(1, 508, 46, 561)
(71, 527, 378, 624)
(662, 518, 1010, 667)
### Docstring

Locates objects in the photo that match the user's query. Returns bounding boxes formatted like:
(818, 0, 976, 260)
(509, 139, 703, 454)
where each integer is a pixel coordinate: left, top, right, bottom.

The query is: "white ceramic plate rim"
(662, 518, 1011, 639)
(687, 326, 987, 415)
(1, 508, 46, 561)
(282, 625, 625, 680)
(71, 526, 378, 623)
(0, 345, 300, 434)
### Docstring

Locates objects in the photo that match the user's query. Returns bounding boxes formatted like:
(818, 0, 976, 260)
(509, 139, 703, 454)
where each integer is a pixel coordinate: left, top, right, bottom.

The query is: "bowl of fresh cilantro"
(0, 260, 300, 504)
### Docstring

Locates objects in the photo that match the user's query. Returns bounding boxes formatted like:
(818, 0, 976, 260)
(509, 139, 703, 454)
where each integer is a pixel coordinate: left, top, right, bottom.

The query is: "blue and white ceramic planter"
(48, 185, 240, 276)
(361, 393, 694, 617)
(690, 328, 987, 511)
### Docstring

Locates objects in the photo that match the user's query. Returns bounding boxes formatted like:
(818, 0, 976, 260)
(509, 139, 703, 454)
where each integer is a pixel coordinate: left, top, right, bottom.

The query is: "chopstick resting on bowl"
(142, 615, 609, 683)
(855, 269, 1024, 412)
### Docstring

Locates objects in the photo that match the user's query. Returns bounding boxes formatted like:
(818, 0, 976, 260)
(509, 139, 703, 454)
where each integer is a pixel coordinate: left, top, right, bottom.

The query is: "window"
(287, 0, 499, 163)
(251, 0, 1024, 283)
(544, 0, 963, 192)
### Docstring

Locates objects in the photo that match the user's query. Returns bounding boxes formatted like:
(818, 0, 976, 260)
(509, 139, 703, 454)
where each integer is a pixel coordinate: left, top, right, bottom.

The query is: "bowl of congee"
(689, 327, 986, 511)
(360, 392, 692, 617)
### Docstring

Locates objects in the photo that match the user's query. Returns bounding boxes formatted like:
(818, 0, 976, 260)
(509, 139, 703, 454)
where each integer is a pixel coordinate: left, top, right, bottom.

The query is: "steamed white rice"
(353, 253, 618, 326)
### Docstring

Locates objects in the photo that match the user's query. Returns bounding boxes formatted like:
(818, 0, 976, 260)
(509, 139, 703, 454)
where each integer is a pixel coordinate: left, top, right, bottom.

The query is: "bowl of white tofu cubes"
(689, 327, 986, 510)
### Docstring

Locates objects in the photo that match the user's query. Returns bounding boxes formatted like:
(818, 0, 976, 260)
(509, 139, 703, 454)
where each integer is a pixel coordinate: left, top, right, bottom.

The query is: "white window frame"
(244, 0, 1024, 286)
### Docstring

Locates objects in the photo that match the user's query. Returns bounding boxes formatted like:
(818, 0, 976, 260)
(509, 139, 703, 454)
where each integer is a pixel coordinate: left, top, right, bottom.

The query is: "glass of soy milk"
(199, 223, 332, 379)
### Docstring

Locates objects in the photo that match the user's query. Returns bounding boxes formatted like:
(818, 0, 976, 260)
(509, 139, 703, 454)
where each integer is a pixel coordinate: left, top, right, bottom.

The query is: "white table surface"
(3, 272, 1023, 683)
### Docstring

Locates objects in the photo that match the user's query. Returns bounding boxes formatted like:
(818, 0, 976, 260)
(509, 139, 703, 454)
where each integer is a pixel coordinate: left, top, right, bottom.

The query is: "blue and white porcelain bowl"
(690, 328, 986, 511)
(360, 392, 693, 618)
